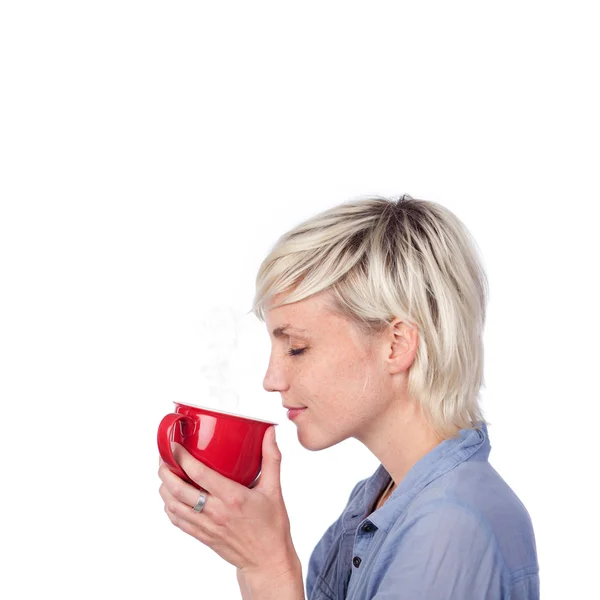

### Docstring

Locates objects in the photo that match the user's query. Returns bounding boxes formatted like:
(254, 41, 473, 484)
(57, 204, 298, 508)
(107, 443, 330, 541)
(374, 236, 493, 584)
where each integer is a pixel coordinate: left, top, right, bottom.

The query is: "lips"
(286, 407, 307, 421)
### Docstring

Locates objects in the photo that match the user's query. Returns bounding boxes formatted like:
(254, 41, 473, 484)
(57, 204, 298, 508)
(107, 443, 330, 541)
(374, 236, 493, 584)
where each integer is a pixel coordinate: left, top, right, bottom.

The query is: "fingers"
(159, 462, 207, 511)
(164, 501, 208, 542)
(160, 482, 212, 543)
(159, 478, 195, 519)
(172, 443, 237, 497)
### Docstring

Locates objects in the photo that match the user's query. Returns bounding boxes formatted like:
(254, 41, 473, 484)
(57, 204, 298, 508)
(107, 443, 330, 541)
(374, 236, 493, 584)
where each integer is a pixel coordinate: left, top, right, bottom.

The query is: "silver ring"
(192, 493, 207, 513)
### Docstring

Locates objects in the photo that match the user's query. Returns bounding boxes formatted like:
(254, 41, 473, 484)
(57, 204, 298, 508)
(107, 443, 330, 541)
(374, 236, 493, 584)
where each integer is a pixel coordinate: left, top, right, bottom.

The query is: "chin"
(296, 427, 345, 452)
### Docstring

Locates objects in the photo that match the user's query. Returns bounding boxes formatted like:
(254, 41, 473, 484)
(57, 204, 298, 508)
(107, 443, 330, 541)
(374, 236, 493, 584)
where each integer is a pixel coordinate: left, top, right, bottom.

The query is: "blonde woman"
(158, 195, 539, 599)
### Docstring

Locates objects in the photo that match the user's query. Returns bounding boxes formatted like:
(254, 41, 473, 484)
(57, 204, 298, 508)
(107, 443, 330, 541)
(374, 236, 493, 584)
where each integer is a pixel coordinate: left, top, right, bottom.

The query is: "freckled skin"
(263, 291, 397, 452)
(262, 289, 445, 493)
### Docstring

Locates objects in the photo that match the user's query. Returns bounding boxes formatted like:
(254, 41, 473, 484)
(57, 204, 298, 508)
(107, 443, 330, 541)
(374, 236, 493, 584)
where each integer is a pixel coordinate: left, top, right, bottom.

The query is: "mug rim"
(173, 401, 278, 425)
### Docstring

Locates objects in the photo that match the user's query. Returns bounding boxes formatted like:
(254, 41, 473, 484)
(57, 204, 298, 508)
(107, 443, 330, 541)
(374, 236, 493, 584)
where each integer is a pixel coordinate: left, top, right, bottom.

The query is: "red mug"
(157, 401, 278, 490)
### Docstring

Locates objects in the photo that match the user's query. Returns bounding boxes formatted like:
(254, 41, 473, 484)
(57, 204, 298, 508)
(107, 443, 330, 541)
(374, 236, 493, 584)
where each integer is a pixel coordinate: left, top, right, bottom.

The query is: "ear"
(385, 319, 419, 374)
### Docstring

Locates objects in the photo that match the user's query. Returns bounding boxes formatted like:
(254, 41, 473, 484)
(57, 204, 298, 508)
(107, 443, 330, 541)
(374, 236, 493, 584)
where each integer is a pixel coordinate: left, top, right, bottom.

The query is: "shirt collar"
(343, 423, 491, 533)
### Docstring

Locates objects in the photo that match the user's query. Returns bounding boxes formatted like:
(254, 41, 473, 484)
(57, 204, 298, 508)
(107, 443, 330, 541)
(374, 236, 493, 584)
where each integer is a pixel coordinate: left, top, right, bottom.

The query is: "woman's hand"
(158, 426, 300, 579)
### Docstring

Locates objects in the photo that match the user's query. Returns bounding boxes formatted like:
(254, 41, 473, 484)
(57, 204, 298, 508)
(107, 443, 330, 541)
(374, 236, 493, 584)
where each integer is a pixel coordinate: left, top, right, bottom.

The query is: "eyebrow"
(272, 325, 310, 338)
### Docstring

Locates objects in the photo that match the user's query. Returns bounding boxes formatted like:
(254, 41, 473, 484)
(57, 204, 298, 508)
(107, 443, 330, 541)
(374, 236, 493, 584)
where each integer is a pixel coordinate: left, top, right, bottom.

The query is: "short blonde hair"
(252, 195, 489, 439)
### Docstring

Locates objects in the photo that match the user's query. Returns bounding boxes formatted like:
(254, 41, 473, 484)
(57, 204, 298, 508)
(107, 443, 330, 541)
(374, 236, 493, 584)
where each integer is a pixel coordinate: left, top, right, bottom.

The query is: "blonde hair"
(252, 195, 489, 439)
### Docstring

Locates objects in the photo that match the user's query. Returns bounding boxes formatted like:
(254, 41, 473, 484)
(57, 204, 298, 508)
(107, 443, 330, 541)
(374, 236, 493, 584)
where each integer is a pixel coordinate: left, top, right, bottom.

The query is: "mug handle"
(157, 413, 192, 482)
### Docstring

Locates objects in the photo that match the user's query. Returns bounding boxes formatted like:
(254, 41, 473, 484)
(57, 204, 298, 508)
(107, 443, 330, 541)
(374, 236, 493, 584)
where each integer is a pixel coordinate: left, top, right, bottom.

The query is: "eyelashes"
(287, 347, 307, 357)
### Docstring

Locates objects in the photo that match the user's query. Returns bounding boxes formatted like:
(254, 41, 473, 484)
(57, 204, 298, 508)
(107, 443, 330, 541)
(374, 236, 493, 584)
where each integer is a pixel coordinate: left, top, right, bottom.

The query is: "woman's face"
(263, 291, 395, 451)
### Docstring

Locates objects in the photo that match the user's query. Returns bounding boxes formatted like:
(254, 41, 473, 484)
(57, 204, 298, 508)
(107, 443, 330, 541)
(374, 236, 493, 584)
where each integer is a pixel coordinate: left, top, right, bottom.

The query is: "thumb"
(258, 426, 282, 490)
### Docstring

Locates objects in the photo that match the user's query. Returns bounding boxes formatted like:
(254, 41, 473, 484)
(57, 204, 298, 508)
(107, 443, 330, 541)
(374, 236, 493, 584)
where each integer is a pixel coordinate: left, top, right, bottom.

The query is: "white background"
(1, 1, 598, 599)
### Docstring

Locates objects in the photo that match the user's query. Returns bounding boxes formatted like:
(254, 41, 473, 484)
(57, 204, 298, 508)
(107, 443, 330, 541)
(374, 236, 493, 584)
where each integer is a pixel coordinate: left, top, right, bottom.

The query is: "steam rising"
(198, 306, 242, 412)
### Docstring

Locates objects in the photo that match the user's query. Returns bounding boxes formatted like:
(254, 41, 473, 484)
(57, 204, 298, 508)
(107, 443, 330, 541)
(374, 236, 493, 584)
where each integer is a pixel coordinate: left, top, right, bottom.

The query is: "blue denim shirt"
(306, 424, 539, 599)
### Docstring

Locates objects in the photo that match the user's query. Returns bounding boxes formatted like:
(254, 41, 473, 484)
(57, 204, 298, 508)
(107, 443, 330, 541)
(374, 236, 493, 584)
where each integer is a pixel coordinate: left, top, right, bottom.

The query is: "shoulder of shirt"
(411, 459, 534, 524)
(391, 460, 538, 576)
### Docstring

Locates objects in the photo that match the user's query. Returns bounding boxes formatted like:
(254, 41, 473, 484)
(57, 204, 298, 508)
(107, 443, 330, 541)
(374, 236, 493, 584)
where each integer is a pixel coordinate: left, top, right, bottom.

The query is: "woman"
(158, 195, 540, 599)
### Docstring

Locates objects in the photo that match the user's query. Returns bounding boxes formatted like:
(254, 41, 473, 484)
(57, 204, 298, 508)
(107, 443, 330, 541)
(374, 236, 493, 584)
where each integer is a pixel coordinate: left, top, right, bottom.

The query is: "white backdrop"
(1, 2, 598, 599)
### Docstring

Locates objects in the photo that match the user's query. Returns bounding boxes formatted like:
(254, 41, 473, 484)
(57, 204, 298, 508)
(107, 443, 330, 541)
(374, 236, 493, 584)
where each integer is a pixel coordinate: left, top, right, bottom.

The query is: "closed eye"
(288, 347, 307, 357)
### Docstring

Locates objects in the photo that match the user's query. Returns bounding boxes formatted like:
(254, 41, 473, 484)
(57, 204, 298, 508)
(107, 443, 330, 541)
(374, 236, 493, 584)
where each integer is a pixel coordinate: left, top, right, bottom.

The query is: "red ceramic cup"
(157, 401, 278, 490)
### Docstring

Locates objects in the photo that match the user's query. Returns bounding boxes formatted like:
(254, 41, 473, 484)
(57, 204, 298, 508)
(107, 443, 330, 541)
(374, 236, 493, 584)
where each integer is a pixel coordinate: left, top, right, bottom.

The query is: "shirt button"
(353, 556, 362, 568)
(362, 522, 375, 533)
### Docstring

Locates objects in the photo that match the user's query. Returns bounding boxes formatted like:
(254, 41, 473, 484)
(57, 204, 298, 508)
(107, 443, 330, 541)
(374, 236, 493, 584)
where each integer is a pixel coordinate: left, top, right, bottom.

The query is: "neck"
(375, 476, 396, 510)
(357, 395, 445, 489)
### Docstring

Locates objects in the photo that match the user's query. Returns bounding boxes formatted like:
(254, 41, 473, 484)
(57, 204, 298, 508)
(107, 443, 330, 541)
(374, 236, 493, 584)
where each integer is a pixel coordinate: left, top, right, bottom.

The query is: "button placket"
(350, 519, 378, 573)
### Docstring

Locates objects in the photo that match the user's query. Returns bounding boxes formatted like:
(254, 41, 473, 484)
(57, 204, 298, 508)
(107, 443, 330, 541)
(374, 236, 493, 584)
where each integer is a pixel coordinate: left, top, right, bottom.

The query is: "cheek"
(339, 356, 387, 411)
(313, 356, 374, 407)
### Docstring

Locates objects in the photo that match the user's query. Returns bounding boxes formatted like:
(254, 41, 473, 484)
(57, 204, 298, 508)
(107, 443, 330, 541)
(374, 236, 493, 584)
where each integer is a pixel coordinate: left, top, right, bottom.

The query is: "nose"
(263, 351, 290, 393)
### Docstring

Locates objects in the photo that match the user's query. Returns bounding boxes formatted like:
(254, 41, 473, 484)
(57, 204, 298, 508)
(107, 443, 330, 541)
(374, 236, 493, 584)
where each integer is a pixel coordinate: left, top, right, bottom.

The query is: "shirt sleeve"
(371, 500, 537, 600)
